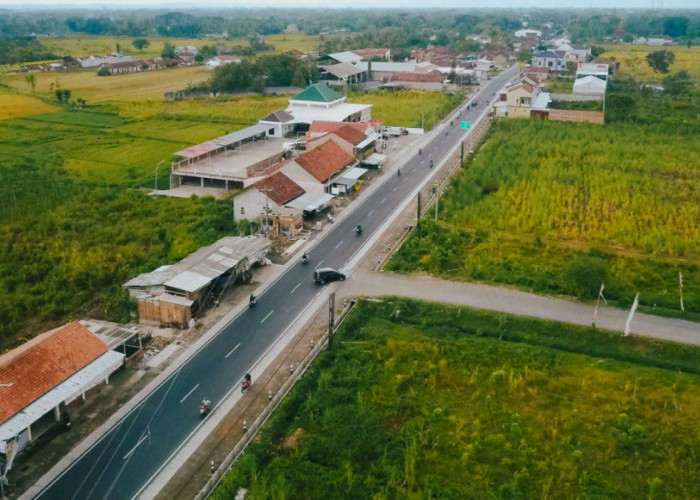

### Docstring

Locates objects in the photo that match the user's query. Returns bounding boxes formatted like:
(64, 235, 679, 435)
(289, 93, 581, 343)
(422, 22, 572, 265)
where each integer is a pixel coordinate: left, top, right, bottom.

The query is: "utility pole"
(258, 188, 273, 237)
(327, 293, 335, 350)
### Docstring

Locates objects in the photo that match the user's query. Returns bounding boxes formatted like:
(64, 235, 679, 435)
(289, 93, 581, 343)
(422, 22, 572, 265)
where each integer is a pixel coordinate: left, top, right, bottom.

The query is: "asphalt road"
(35, 67, 519, 500)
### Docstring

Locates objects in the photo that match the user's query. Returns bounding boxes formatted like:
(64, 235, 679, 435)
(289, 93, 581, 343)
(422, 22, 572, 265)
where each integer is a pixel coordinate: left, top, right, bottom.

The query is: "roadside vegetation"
(213, 298, 700, 499)
(388, 84, 700, 318)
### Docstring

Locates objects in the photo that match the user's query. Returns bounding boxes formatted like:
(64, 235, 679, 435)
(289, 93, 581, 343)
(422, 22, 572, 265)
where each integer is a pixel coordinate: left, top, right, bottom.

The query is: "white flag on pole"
(679, 271, 684, 312)
(624, 293, 639, 336)
(598, 282, 607, 305)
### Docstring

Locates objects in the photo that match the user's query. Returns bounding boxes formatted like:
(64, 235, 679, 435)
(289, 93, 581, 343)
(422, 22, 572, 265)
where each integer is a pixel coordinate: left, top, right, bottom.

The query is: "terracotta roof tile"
(295, 140, 355, 182)
(391, 72, 445, 83)
(330, 124, 367, 145)
(308, 121, 370, 135)
(0, 322, 109, 423)
(252, 172, 304, 205)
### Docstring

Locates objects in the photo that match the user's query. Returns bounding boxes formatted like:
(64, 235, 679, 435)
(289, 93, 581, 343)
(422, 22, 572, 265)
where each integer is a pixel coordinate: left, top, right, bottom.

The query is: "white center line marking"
(180, 383, 200, 403)
(123, 433, 149, 460)
(367, 210, 374, 216)
(317, 259, 325, 267)
(261, 310, 274, 324)
(392, 186, 397, 192)
(290, 282, 301, 294)
(380, 197, 386, 204)
(225, 343, 241, 359)
(335, 240, 343, 249)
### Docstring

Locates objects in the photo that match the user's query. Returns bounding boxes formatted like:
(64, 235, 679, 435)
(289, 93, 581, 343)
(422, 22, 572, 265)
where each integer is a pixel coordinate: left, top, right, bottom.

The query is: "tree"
(161, 41, 176, 59)
(97, 66, 111, 77)
(25, 74, 36, 92)
(55, 88, 71, 104)
(662, 71, 692, 99)
(646, 50, 675, 74)
(132, 38, 150, 51)
(516, 49, 531, 64)
(590, 45, 605, 58)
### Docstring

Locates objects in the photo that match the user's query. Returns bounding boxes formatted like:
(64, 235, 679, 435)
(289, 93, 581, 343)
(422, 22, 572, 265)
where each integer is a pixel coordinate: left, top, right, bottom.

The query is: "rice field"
(0, 89, 60, 120)
(601, 45, 700, 80)
(0, 65, 211, 102)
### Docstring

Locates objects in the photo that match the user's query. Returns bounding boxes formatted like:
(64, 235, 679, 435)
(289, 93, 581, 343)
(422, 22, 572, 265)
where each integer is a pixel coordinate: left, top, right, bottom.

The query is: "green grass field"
(388, 116, 700, 316)
(213, 298, 700, 499)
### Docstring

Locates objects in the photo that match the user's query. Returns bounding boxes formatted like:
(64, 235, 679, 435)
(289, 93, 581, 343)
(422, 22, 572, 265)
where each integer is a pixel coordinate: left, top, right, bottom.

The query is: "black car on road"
(314, 267, 346, 284)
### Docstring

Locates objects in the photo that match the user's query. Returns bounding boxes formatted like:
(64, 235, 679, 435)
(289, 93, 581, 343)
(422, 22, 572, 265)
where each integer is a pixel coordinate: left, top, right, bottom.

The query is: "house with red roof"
(233, 172, 306, 235)
(306, 123, 376, 160)
(0, 322, 124, 473)
(281, 140, 356, 193)
(382, 71, 446, 91)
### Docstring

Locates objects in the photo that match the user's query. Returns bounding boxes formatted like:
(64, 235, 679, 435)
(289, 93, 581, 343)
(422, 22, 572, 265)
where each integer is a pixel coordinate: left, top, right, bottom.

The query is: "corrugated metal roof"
(124, 236, 270, 295)
(164, 270, 212, 293)
(212, 124, 268, 147)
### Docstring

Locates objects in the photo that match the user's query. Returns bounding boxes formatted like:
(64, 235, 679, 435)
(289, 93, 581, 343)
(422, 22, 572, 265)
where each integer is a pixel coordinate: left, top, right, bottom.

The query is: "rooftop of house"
(260, 109, 295, 123)
(291, 83, 344, 104)
(252, 171, 304, 205)
(308, 120, 371, 135)
(0, 322, 109, 423)
(391, 72, 445, 83)
(329, 124, 368, 145)
(295, 140, 355, 182)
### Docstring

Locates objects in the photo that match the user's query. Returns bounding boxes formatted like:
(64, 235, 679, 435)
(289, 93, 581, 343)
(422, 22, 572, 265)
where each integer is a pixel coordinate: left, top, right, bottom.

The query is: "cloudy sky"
(0, 0, 697, 7)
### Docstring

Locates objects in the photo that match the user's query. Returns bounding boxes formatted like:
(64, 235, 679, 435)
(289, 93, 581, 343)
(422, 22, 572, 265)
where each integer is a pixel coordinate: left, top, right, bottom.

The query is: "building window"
(241, 207, 245, 214)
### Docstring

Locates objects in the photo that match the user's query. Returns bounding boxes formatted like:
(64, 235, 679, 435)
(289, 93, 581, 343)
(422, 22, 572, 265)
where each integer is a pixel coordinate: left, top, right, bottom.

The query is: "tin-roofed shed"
(124, 236, 270, 327)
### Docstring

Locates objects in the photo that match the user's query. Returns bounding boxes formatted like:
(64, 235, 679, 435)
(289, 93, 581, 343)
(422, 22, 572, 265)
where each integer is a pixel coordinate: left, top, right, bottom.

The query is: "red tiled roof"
(308, 120, 370, 135)
(252, 172, 304, 205)
(330, 124, 367, 145)
(0, 322, 109, 423)
(295, 140, 354, 182)
(391, 72, 445, 83)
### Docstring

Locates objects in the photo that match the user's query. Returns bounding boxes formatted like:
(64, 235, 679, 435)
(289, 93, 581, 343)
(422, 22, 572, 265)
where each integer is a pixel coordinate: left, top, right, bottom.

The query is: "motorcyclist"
(302, 252, 309, 263)
(249, 293, 256, 305)
(429, 159, 434, 168)
(356, 224, 362, 235)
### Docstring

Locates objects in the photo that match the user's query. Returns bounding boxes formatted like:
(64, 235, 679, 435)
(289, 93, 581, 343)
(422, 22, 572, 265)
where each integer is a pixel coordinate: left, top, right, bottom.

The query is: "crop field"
(349, 89, 463, 129)
(32, 33, 322, 62)
(0, 88, 60, 120)
(601, 45, 700, 80)
(35, 36, 246, 60)
(214, 298, 700, 499)
(265, 33, 322, 54)
(0, 65, 211, 102)
(388, 117, 700, 316)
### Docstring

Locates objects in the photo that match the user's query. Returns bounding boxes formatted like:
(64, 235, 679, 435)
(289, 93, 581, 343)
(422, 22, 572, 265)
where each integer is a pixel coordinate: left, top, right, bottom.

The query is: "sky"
(0, 0, 697, 8)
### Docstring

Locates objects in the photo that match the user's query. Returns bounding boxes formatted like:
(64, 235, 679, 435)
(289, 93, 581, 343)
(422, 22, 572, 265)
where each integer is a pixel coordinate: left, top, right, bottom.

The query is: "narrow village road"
(340, 269, 700, 346)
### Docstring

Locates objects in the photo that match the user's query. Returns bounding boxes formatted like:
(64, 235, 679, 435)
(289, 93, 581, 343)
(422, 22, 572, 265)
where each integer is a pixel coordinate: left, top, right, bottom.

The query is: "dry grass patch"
(0, 91, 60, 120)
(602, 45, 700, 80)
